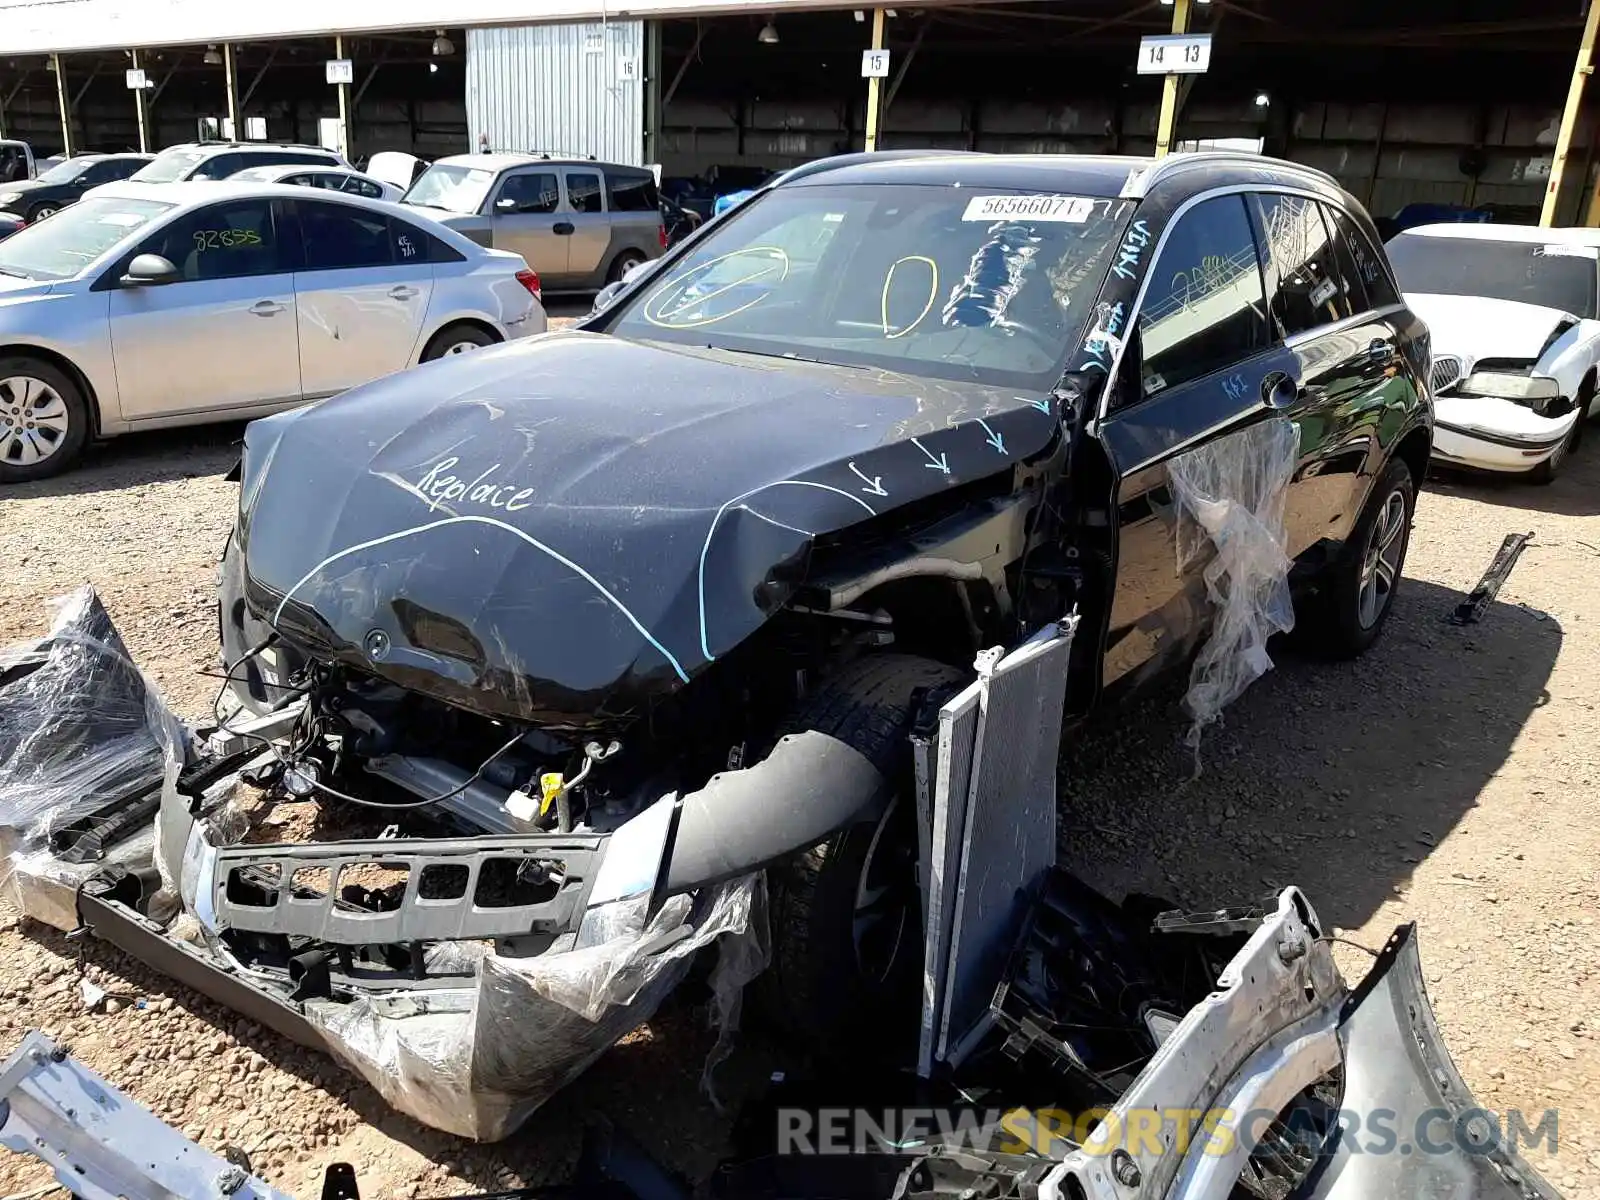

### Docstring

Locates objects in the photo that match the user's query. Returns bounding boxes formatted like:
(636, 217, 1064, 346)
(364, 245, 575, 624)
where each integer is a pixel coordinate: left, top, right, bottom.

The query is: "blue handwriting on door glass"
(1220, 373, 1248, 401)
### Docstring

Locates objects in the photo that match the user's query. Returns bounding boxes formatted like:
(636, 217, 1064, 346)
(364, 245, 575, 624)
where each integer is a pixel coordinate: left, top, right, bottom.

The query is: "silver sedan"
(0, 180, 547, 482)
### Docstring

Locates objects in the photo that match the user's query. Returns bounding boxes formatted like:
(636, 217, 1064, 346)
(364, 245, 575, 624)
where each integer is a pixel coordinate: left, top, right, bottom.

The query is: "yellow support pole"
(1153, 0, 1190, 159)
(1542, 0, 1600, 227)
(864, 8, 885, 153)
(52, 54, 72, 157)
(132, 48, 148, 152)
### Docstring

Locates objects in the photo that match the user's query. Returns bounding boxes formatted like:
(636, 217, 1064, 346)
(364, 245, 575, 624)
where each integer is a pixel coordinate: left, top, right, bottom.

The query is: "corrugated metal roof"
(466, 23, 643, 168)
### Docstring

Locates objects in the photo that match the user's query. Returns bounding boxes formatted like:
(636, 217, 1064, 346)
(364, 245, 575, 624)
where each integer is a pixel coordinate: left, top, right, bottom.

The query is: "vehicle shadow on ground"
(1055, 576, 1560, 938)
(1426, 431, 1600, 520)
(4, 424, 243, 499)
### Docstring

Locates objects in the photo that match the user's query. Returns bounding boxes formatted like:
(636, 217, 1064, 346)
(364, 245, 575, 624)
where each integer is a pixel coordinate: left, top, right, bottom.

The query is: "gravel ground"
(0, 401, 1596, 1197)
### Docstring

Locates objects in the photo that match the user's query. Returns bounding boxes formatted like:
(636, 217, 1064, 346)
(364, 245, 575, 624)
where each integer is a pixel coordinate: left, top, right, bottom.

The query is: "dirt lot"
(0, 413, 1597, 1197)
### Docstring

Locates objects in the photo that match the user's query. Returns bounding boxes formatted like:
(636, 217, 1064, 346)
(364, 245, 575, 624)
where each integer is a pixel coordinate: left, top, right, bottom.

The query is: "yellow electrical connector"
(538, 771, 565, 817)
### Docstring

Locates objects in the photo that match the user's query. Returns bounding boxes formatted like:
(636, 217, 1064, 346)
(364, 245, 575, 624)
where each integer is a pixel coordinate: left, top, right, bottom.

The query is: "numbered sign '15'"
(861, 49, 891, 78)
(1135, 34, 1212, 75)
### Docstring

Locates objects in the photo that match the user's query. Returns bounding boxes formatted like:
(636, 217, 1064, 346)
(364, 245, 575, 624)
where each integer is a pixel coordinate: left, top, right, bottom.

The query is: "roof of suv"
(778, 150, 1342, 203)
(432, 152, 638, 172)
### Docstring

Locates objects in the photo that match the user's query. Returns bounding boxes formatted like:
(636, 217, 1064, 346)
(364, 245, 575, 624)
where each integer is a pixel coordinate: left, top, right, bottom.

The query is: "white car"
(1388, 222, 1600, 482)
(0, 180, 546, 482)
(226, 162, 404, 203)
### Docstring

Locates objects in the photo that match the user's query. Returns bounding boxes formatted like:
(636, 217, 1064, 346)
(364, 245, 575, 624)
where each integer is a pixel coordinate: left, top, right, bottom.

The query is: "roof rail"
(1123, 150, 1341, 200)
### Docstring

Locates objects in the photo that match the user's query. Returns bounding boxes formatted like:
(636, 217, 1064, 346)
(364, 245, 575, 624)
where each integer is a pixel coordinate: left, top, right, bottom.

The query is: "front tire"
(29, 204, 57, 222)
(760, 653, 967, 1062)
(1300, 458, 1414, 658)
(0, 356, 89, 483)
(420, 323, 497, 362)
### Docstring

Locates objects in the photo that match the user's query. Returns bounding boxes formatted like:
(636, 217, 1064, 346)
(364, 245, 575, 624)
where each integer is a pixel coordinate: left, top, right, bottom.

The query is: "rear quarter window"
(606, 171, 659, 213)
(391, 217, 463, 264)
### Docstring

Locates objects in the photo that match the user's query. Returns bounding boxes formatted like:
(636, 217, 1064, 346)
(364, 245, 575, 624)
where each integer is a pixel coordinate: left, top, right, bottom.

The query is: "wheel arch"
(0, 342, 102, 438)
(1394, 423, 1432, 490)
(416, 317, 503, 363)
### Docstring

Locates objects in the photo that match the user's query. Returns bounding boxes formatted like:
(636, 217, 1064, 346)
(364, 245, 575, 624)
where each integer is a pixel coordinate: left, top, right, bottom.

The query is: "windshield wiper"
(0, 267, 32, 279)
(707, 343, 870, 369)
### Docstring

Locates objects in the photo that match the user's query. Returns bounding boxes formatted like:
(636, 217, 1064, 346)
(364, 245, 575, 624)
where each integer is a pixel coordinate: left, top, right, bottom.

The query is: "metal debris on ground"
(1448, 531, 1535, 625)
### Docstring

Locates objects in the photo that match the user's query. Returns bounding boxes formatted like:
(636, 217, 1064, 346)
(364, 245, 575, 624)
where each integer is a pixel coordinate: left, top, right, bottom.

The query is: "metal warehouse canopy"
(0, 0, 967, 54)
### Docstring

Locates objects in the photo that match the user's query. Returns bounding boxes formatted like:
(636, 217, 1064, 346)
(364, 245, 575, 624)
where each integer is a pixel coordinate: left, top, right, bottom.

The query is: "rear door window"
(1252, 193, 1349, 337)
(565, 171, 604, 214)
(1135, 194, 1270, 395)
(1323, 202, 1398, 310)
(190, 153, 242, 180)
(295, 199, 394, 271)
(606, 171, 659, 212)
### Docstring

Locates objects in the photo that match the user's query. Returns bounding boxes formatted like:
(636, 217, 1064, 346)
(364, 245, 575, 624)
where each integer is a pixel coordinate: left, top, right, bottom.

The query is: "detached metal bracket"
(1448, 531, 1533, 626)
(0, 1031, 293, 1200)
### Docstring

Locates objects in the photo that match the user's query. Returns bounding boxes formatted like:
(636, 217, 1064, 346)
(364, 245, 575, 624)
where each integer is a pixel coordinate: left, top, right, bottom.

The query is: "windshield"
(1388, 233, 1599, 319)
(0, 196, 172, 280)
(34, 158, 91, 185)
(130, 148, 210, 184)
(606, 182, 1128, 389)
(403, 164, 495, 215)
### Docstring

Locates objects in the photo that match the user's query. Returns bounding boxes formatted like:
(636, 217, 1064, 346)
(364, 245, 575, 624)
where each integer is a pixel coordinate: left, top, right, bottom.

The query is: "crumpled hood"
(1405, 291, 1575, 365)
(237, 331, 1059, 723)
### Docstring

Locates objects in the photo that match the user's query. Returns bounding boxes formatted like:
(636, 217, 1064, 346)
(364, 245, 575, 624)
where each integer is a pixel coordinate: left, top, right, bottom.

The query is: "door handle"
(250, 300, 285, 317)
(1367, 338, 1395, 361)
(1261, 371, 1299, 409)
(388, 285, 419, 300)
(552, 221, 575, 235)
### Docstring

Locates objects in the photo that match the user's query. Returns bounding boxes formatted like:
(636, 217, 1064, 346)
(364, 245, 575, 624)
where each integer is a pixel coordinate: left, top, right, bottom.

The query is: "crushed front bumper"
(1432, 394, 1579, 474)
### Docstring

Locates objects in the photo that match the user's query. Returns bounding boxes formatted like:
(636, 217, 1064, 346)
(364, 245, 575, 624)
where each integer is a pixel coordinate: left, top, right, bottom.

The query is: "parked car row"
(0, 180, 545, 481)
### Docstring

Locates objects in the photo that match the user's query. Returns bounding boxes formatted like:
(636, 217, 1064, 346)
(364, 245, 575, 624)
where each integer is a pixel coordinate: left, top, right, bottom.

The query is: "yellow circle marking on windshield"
(642, 247, 791, 330)
(881, 255, 938, 339)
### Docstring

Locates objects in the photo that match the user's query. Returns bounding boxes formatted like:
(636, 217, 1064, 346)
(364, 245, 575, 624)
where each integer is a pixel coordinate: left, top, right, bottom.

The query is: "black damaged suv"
(221, 150, 1431, 1052)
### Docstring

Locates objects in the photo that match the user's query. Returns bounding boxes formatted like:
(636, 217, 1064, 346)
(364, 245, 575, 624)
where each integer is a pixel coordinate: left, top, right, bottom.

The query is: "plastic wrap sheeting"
(0, 587, 185, 917)
(1169, 417, 1299, 754)
(303, 874, 763, 1141)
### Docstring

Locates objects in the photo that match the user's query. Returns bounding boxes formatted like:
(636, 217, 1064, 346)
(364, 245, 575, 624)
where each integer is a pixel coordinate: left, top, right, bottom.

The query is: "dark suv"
(218, 150, 1430, 1053)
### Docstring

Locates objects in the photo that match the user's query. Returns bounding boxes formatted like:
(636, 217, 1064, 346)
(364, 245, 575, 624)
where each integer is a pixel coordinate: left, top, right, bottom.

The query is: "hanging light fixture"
(758, 20, 779, 44)
(431, 29, 456, 56)
(203, 44, 222, 65)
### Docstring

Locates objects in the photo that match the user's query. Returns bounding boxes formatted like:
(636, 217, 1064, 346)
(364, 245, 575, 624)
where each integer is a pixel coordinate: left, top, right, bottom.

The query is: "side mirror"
(120, 253, 178, 287)
(494, 197, 518, 213)
(590, 280, 625, 316)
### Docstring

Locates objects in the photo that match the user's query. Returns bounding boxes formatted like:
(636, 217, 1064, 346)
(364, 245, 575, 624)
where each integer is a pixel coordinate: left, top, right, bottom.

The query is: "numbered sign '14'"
(1136, 34, 1212, 75)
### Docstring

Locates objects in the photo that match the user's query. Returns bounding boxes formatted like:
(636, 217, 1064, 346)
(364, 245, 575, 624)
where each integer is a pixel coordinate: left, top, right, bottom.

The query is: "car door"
(1095, 192, 1299, 692)
(488, 169, 566, 280)
(562, 168, 609, 284)
(1253, 192, 1409, 556)
(290, 197, 433, 398)
(106, 197, 300, 421)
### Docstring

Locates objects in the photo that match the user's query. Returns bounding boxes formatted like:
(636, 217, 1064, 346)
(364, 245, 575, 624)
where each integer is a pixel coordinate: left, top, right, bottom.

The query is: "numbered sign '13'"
(1135, 34, 1212, 76)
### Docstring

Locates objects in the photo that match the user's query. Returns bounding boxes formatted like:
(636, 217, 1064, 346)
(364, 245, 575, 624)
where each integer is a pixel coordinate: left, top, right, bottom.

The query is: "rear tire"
(607, 249, 649, 284)
(420, 323, 497, 362)
(0, 355, 89, 484)
(759, 653, 968, 1063)
(1298, 458, 1414, 659)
